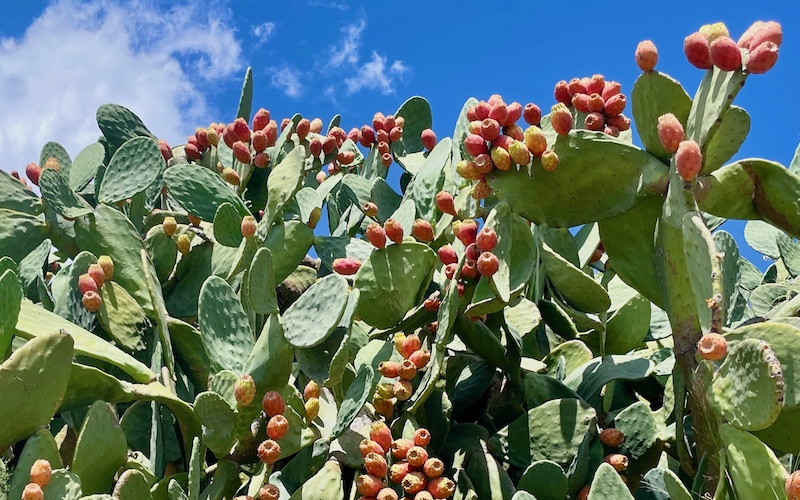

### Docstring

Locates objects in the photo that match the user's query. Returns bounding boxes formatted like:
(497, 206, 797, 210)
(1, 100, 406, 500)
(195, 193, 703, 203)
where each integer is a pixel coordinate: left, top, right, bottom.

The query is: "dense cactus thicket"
(2, 19, 799, 500)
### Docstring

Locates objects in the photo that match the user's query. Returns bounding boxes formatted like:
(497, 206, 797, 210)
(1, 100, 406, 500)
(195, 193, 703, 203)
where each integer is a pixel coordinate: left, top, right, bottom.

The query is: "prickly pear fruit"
(222, 167, 241, 185)
(383, 218, 404, 245)
(390, 461, 411, 484)
(252, 108, 270, 130)
(401, 333, 422, 358)
(675, 140, 702, 181)
(391, 438, 415, 459)
(491, 147, 512, 171)
(412, 219, 434, 242)
(607, 114, 631, 132)
(381, 151, 393, 167)
(232, 117, 251, 142)
(635, 40, 658, 71)
(337, 150, 356, 165)
(465, 243, 480, 261)
(787, 470, 800, 500)
(234, 374, 256, 406)
(710, 36, 742, 71)
(378, 361, 400, 378)
(389, 126, 403, 142)
(377, 487, 399, 500)
(508, 140, 531, 165)
(523, 103, 541, 126)
(25, 163, 42, 186)
(604, 453, 629, 472)
(398, 359, 418, 379)
(657, 113, 685, 153)
(362, 202, 378, 218)
(240, 216, 256, 238)
(370, 421, 393, 453)
(426, 477, 455, 499)
(586, 93, 605, 113)
(257, 439, 281, 464)
(267, 414, 289, 440)
(577, 486, 590, 500)
(332, 257, 361, 275)
(584, 113, 605, 131)
(599, 428, 626, 447)
(262, 391, 285, 416)
(541, 150, 559, 172)
(357, 474, 384, 497)
(554, 80, 571, 104)
(423, 458, 444, 479)
(78, 273, 99, 295)
(699, 22, 729, 43)
(477, 252, 499, 277)
(360, 125, 376, 146)
(550, 103, 573, 135)
(421, 129, 437, 150)
(567, 77, 587, 97)
(82, 290, 102, 312)
(476, 227, 497, 251)
(504, 124, 525, 142)
(480, 119, 501, 142)
(746, 41, 779, 74)
(44, 157, 60, 172)
(604, 94, 626, 117)
(748, 21, 782, 51)
(601, 81, 621, 101)
(456, 219, 478, 246)
(253, 152, 269, 168)
(463, 134, 487, 157)
(97, 255, 114, 280)
(407, 446, 429, 468)
(435, 191, 456, 216)
(162, 216, 178, 237)
(177, 234, 192, 255)
(524, 126, 547, 157)
(22, 483, 43, 500)
(315, 171, 327, 185)
(472, 153, 492, 174)
(438, 245, 458, 265)
(366, 223, 387, 249)
(684, 32, 713, 69)
(87, 264, 105, 288)
(571, 93, 590, 113)
(409, 349, 430, 370)
(365, 452, 389, 477)
(29, 459, 52, 488)
(489, 103, 509, 127)
(259, 484, 280, 500)
(252, 130, 268, 153)
(697, 333, 727, 361)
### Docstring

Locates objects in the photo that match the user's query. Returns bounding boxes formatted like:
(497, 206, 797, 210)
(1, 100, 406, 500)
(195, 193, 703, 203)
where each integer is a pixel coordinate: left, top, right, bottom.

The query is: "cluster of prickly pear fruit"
(684, 21, 782, 73)
(77, 255, 113, 312)
(372, 333, 432, 415)
(346, 112, 407, 169)
(554, 74, 630, 137)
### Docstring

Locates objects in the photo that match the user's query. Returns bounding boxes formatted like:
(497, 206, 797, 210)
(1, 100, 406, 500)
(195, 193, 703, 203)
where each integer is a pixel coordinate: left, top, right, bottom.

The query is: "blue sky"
(0, 0, 798, 270)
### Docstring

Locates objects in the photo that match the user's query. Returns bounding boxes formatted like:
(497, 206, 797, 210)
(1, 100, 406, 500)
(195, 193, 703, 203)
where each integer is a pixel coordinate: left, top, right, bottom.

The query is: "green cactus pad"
(685, 66, 747, 148)
(247, 247, 278, 315)
(370, 178, 402, 222)
(330, 364, 374, 440)
(112, 469, 152, 500)
(168, 478, 188, 500)
(488, 131, 668, 228)
(563, 355, 654, 400)
(466, 446, 517, 500)
(707, 338, 784, 431)
(8, 429, 64, 500)
(46, 470, 83, 500)
(212, 202, 244, 247)
(39, 141, 72, 176)
(198, 275, 254, 373)
(292, 187, 322, 227)
(287, 460, 344, 500)
(0, 169, 43, 214)
(0, 332, 73, 449)
(0, 208, 49, 264)
(488, 398, 597, 468)
(69, 142, 106, 192)
(167, 317, 210, 391)
(194, 391, 237, 457)
(281, 273, 349, 348)
(517, 460, 568, 500)
(242, 313, 293, 394)
(451, 97, 479, 187)
(719, 424, 786, 499)
(99, 137, 163, 205)
(38, 168, 93, 219)
(587, 462, 634, 500)
(71, 400, 129, 494)
(404, 137, 451, 222)
(0, 269, 22, 357)
(341, 174, 372, 209)
(541, 242, 610, 313)
(263, 220, 315, 283)
(97, 281, 149, 352)
(354, 242, 437, 329)
(51, 252, 96, 330)
(236, 67, 253, 121)
(702, 105, 750, 175)
(163, 164, 249, 221)
(479, 202, 536, 303)
(630, 70, 692, 161)
(743, 219, 782, 259)
(144, 227, 177, 283)
(603, 290, 651, 355)
(614, 401, 659, 459)
(260, 146, 306, 231)
(390, 96, 433, 162)
(96, 103, 155, 153)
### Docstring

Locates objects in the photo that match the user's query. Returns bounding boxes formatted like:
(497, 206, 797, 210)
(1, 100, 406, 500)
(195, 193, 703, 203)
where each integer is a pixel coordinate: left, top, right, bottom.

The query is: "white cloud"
(344, 52, 408, 95)
(0, 0, 243, 176)
(270, 66, 304, 98)
(252, 21, 276, 47)
(328, 19, 365, 68)
(307, 0, 349, 10)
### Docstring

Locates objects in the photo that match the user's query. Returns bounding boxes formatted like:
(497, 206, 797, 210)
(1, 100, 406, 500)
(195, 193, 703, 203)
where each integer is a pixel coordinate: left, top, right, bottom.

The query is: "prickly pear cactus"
(1, 18, 797, 500)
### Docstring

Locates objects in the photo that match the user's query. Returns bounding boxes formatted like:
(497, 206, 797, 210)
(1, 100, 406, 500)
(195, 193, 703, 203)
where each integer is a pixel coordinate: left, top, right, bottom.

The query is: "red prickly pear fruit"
(584, 112, 605, 131)
(234, 374, 256, 406)
(264, 122, 278, 146)
(157, 141, 173, 161)
(604, 94, 626, 117)
(427, 477, 455, 498)
(78, 273, 98, 295)
(488, 103, 509, 126)
(607, 114, 631, 131)
(262, 391, 285, 416)
(25, 163, 42, 186)
(409, 349, 431, 369)
(82, 290, 102, 312)
(444, 263, 457, 280)
(295, 118, 311, 141)
(567, 77, 587, 97)
(266, 414, 289, 440)
(587, 93, 605, 113)
(581, 77, 592, 90)
(438, 245, 458, 265)
(233, 141, 252, 164)
(381, 152, 393, 168)
(710, 36, 742, 71)
(383, 114, 397, 132)
(389, 126, 403, 142)
(97, 255, 114, 280)
(347, 127, 361, 143)
(304, 397, 320, 421)
(184, 143, 202, 160)
(384, 218, 404, 244)
(492, 135, 515, 152)
(554, 80, 571, 104)
(187, 136, 201, 150)
(370, 421, 393, 453)
(332, 257, 361, 275)
(402, 472, 428, 496)
(571, 93, 590, 113)
(360, 125, 376, 146)
(257, 439, 281, 464)
(587, 74, 605, 95)
(377, 487, 399, 500)
(44, 157, 60, 172)
(252, 130, 268, 153)
(177, 234, 192, 255)
(309, 138, 323, 157)
(372, 112, 386, 132)
(87, 264, 105, 288)
(30, 459, 52, 488)
(413, 427, 431, 447)
(487, 94, 504, 106)
(464, 134, 488, 157)
(378, 360, 401, 378)
(233, 117, 251, 142)
(401, 333, 422, 358)
(398, 358, 419, 378)
(509, 140, 531, 165)
(541, 150, 559, 172)
(321, 136, 337, 155)
(477, 252, 499, 277)
(491, 147, 512, 171)
(524, 126, 547, 157)
(365, 452, 389, 477)
(503, 124, 525, 142)
(360, 439, 385, 457)
(455, 160, 481, 180)
(746, 41, 779, 74)
(407, 446, 429, 467)
(550, 103, 573, 135)
(601, 81, 621, 101)
(675, 140, 702, 181)
(195, 128, 210, 149)
(421, 128, 437, 150)
(363, 202, 378, 218)
(577, 486, 590, 500)
(466, 106, 478, 122)
(252, 108, 270, 130)
(315, 171, 327, 185)
(476, 227, 498, 251)
(329, 126, 347, 145)
(523, 103, 541, 126)
(697, 332, 727, 360)
(748, 21, 782, 51)
(739, 21, 765, 48)
(304, 118, 322, 135)
(474, 101, 490, 120)
(457, 219, 478, 246)
(657, 113, 685, 153)
(391, 438, 415, 459)
(506, 101, 523, 124)
(222, 168, 241, 185)
(423, 458, 444, 479)
(435, 191, 456, 216)
(604, 453, 629, 472)
(465, 243, 481, 261)
(337, 150, 356, 164)
(684, 32, 713, 69)
(241, 216, 257, 238)
(187, 214, 201, 227)
(786, 471, 800, 500)
(471, 178, 492, 200)
(600, 428, 626, 447)
(378, 140, 391, 155)
(22, 483, 43, 500)
(474, 153, 494, 174)
(366, 223, 387, 249)
(412, 219, 434, 242)
(259, 484, 280, 500)
(206, 127, 220, 147)
(461, 260, 479, 279)
(636, 40, 658, 71)
(390, 462, 411, 483)
(480, 119, 501, 142)
(223, 124, 236, 148)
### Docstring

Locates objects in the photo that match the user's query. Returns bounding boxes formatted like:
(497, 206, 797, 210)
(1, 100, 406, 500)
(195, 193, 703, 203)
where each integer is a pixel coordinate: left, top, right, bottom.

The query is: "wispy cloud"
(251, 21, 276, 47)
(270, 66, 304, 98)
(0, 0, 243, 176)
(307, 0, 349, 11)
(328, 18, 365, 68)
